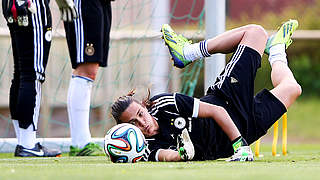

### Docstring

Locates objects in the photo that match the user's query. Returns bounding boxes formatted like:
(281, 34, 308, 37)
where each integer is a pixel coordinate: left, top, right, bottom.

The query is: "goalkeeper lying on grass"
(110, 20, 301, 162)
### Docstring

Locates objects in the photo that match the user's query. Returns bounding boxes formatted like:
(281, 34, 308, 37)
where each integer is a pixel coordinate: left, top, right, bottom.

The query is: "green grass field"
(1, 99, 319, 180)
(1, 144, 320, 180)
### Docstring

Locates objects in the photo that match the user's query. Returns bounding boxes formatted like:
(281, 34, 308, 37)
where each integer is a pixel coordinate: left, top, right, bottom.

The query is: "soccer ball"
(104, 123, 146, 163)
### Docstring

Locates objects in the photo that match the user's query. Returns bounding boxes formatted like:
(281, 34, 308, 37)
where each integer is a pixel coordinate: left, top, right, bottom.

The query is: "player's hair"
(111, 89, 152, 124)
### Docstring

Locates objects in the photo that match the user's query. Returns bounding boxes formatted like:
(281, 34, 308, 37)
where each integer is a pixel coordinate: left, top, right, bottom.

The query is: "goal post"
(204, 0, 226, 91)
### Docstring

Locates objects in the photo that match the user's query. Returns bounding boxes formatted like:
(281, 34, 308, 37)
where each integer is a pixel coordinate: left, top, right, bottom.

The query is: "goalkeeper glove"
(55, 0, 78, 22)
(177, 129, 195, 161)
(231, 136, 248, 152)
(226, 136, 254, 161)
(4, 0, 36, 26)
(226, 146, 254, 162)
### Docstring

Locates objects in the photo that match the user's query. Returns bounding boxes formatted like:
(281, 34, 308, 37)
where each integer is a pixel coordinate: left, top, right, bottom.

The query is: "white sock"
(16, 79, 42, 149)
(268, 44, 287, 66)
(68, 75, 93, 148)
(183, 40, 211, 61)
(12, 120, 20, 145)
(19, 125, 36, 149)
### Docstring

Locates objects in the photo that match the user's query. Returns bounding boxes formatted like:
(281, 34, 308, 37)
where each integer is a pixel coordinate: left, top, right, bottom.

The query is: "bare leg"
(207, 24, 268, 56)
(74, 62, 99, 80)
(163, 24, 267, 68)
(270, 61, 302, 109)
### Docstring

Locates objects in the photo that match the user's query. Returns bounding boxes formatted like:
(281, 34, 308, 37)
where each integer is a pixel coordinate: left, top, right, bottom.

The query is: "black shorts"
(206, 45, 287, 145)
(64, 0, 112, 69)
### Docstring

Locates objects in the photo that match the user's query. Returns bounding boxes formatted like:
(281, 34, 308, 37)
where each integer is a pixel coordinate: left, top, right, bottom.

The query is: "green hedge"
(290, 55, 320, 97)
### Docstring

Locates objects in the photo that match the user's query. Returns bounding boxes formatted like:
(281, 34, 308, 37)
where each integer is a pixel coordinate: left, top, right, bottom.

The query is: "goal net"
(0, 0, 206, 152)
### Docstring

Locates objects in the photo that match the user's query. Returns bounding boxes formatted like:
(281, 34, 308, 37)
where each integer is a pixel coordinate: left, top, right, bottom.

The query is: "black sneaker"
(14, 142, 62, 157)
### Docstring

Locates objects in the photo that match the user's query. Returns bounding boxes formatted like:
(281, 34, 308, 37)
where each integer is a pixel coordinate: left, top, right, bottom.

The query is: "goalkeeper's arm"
(158, 149, 181, 162)
(157, 148, 193, 162)
(197, 101, 249, 153)
(197, 101, 242, 142)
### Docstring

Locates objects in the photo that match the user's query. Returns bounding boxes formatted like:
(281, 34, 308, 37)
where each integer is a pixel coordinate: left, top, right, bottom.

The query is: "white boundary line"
(0, 138, 104, 153)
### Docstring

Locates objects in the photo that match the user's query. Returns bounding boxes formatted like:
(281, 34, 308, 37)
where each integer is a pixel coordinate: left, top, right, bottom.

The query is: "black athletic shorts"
(206, 45, 287, 145)
(63, 0, 112, 69)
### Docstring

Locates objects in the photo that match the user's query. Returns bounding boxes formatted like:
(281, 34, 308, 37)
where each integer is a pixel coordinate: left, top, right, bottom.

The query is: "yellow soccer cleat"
(265, 19, 298, 55)
(161, 24, 192, 68)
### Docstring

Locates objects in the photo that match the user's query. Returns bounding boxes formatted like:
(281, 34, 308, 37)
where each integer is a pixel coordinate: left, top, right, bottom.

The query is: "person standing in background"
(55, 0, 114, 156)
(2, 0, 61, 157)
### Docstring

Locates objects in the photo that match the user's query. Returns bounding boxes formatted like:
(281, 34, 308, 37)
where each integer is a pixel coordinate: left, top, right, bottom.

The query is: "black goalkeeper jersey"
(146, 93, 234, 161)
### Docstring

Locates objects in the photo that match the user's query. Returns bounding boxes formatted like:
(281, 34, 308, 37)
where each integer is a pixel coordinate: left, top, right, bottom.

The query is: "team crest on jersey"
(174, 117, 186, 129)
(85, 43, 95, 56)
(45, 30, 52, 42)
